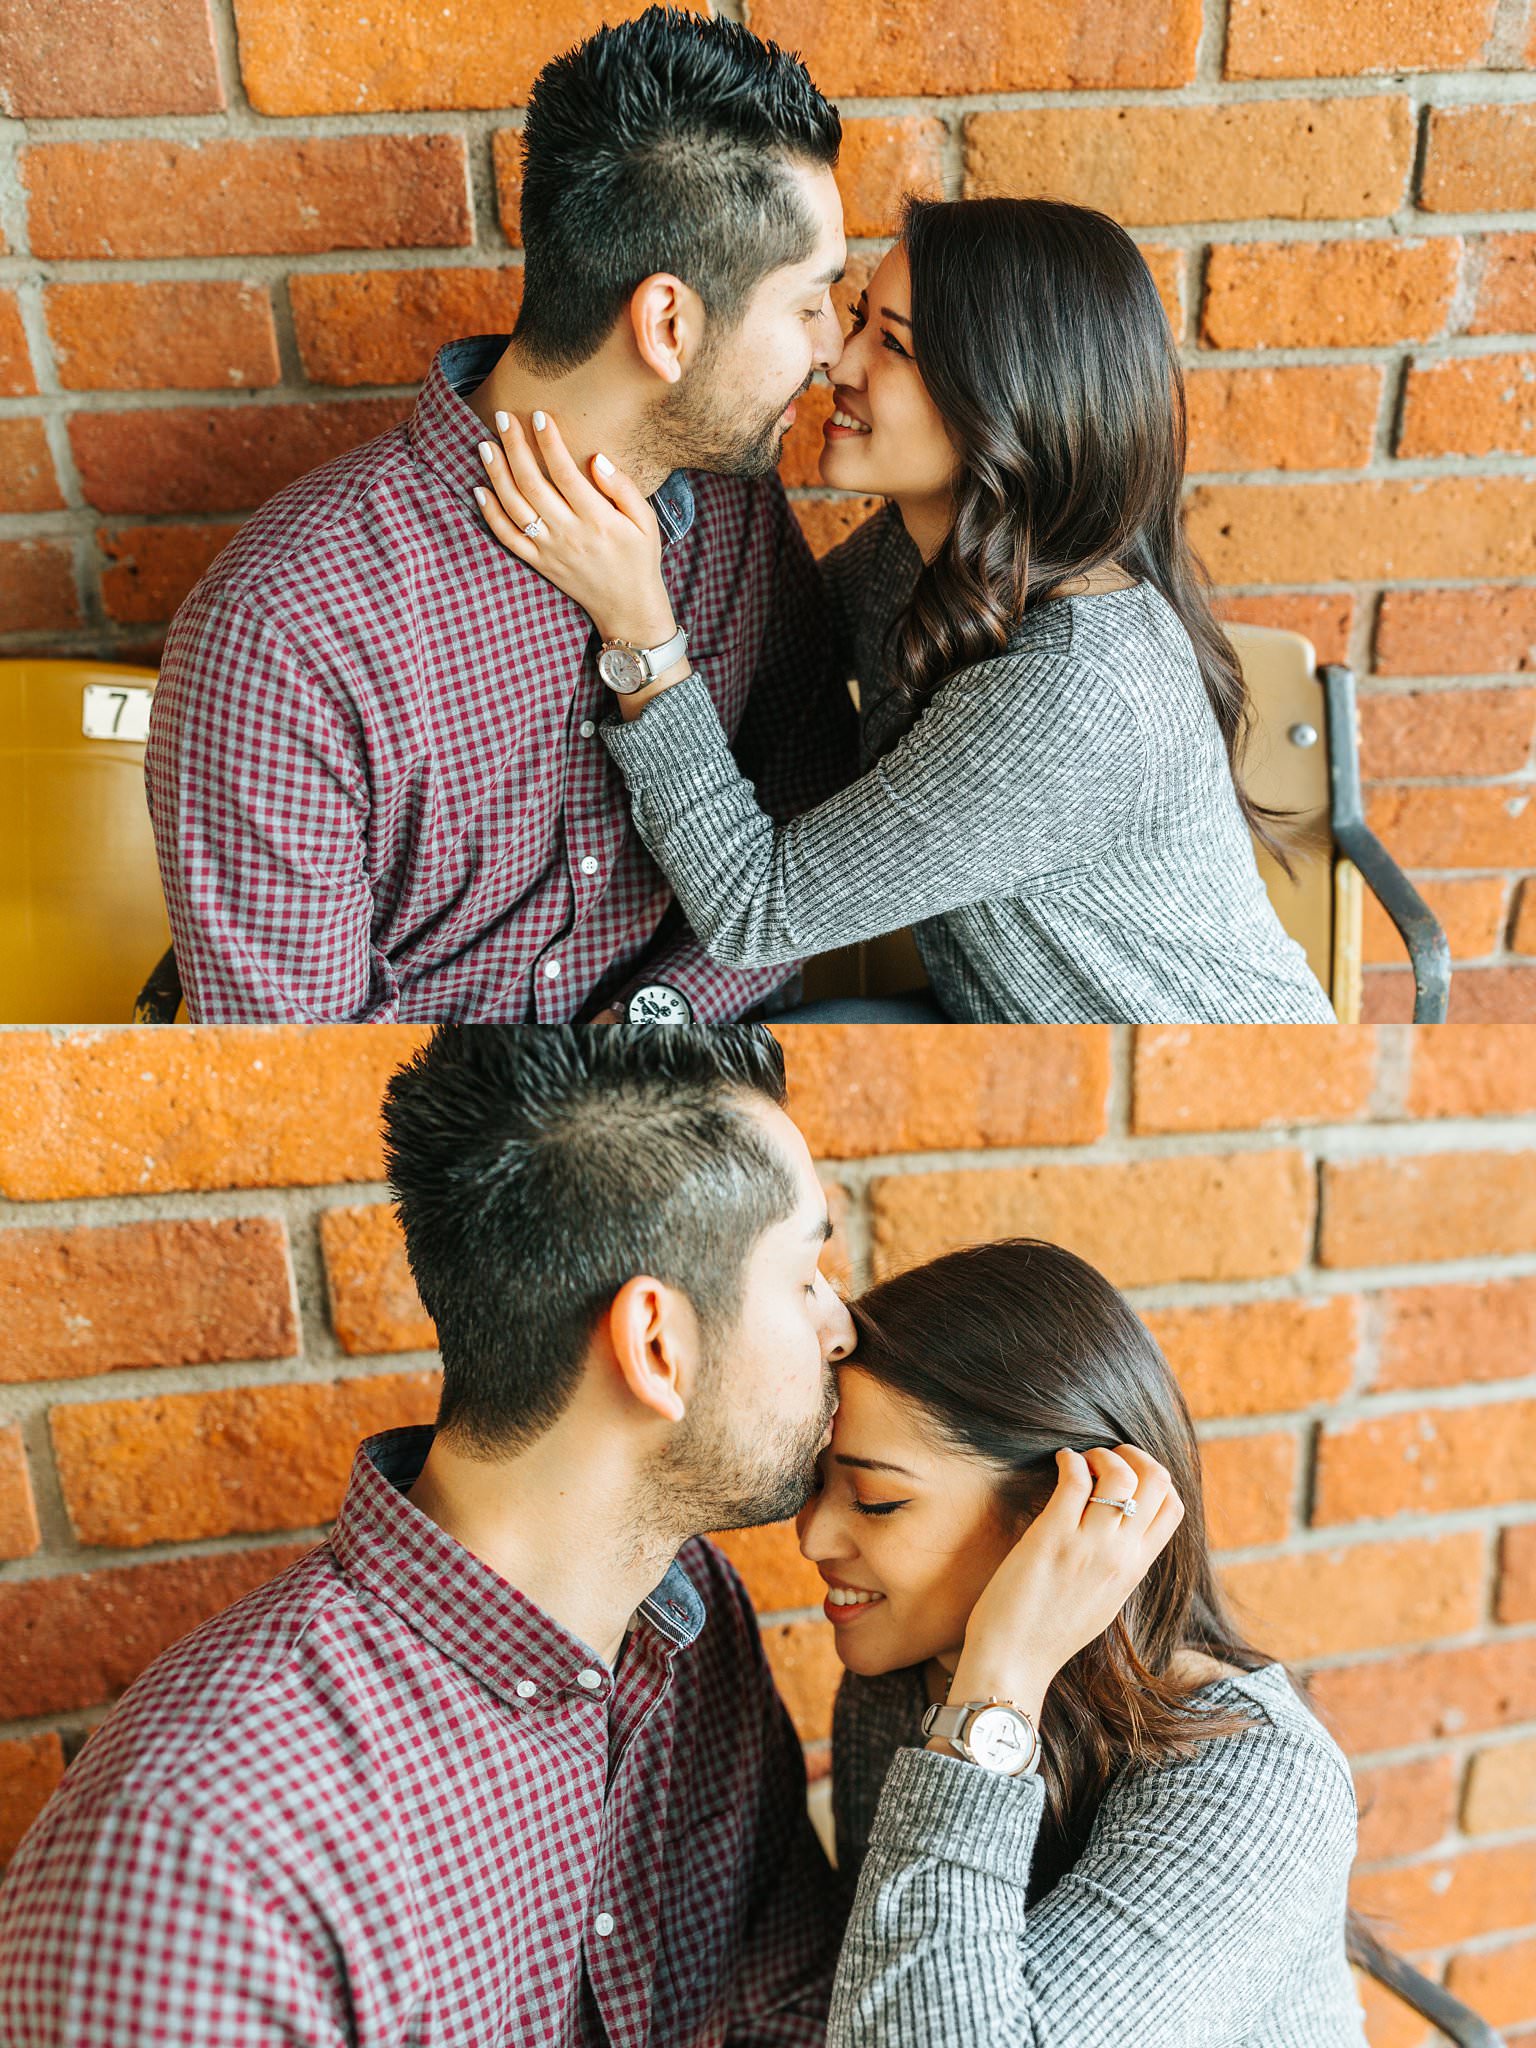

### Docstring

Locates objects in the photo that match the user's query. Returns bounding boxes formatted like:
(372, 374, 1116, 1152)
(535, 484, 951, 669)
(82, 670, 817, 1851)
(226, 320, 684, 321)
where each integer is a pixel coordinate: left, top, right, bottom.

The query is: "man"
(0, 1026, 857, 2045)
(146, 9, 855, 1023)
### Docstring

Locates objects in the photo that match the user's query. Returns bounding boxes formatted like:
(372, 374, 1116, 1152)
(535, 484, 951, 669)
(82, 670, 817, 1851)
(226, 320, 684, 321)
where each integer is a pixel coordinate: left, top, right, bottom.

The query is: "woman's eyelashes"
(847, 300, 912, 358)
(852, 1498, 909, 1518)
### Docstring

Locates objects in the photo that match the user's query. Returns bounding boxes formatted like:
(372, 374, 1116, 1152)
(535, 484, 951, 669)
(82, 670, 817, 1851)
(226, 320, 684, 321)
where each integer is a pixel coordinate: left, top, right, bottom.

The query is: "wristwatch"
(921, 1697, 1041, 1777)
(623, 984, 693, 1026)
(598, 626, 689, 695)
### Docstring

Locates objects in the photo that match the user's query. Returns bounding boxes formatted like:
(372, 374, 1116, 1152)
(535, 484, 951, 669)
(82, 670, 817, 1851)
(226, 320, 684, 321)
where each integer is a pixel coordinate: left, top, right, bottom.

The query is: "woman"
(796, 1238, 1366, 2046)
(472, 196, 1334, 1023)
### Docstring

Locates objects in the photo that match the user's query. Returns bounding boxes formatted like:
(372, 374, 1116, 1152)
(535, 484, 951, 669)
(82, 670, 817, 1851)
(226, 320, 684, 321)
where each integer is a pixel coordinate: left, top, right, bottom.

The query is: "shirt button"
(544, 959, 562, 979)
(515, 1680, 537, 1699)
(579, 856, 599, 877)
(576, 1668, 604, 1690)
(579, 720, 597, 739)
(594, 1913, 615, 1938)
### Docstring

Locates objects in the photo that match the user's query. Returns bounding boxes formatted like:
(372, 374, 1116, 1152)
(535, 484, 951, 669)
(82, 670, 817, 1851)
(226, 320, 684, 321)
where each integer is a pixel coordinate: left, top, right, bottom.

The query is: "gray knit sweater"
(603, 506, 1335, 1022)
(827, 1661, 1368, 2048)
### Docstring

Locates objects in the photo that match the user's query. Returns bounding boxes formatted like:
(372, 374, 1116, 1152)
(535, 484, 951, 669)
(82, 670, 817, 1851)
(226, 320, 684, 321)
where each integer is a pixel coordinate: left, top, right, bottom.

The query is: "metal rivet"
(1287, 723, 1319, 748)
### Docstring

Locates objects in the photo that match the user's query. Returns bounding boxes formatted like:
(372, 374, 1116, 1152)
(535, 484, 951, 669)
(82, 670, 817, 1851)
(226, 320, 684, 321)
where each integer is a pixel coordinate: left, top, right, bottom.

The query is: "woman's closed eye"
(853, 1499, 909, 1518)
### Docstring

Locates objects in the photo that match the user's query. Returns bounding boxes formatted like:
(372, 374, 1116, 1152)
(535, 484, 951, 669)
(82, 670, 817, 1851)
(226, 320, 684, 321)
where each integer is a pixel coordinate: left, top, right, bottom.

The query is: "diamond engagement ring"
(1087, 1496, 1137, 1516)
(523, 517, 547, 540)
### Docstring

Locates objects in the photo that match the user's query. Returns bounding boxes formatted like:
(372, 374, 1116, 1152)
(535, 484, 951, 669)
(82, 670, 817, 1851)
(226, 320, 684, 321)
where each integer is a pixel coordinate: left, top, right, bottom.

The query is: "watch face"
(598, 646, 646, 693)
(627, 985, 692, 1026)
(966, 1707, 1035, 1775)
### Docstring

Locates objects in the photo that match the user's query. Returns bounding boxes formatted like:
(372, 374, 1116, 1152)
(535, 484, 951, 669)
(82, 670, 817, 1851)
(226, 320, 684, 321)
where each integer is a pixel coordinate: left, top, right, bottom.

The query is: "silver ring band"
(523, 517, 546, 540)
(1087, 1496, 1137, 1516)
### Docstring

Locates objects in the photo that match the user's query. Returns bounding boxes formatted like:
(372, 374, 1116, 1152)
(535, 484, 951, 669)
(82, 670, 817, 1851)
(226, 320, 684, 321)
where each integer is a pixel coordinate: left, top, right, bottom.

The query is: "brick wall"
(2, 1021, 1536, 2038)
(1, 2, 1534, 1014)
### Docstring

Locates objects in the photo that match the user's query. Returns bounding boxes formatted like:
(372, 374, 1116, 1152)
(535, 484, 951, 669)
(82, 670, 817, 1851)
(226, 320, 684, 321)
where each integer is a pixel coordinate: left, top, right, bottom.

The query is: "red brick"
(707, 1524, 826, 1616)
(1447, 1938, 1536, 2029)
(1315, 1397, 1536, 1525)
(1353, 1841, 1536, 1952)
(1187, 478, 1536, 586)
(291, 267, 524, 387)
(1364, 786, 1536, 870)
(761, 1620, 842, 1742)
(44, 281, 278, 394)
(1132, 1024, 1376, 1134)
(491, 131, 522, 246)
(1406, 1028, 1536, 1119)
(1312, 1638, 1536, 1754)
(1200, 1429, 1296, 1550)
(0, 1735, 66, 1867)
(1499, 1525, 1536, 1624)
(0, 1217, 296, 1384)
(52, 1372, 441, 1548)
(1400, 352, 1536, 460)
(1354, 1754, 1459, 1865)
(22, 138, 471, 261)
(1421, 106, 1536, 214)
(1357, 1967, 1434, 2048)
(1201, 237, 1460, 350)
(1222, 1530, 1484, 1663)
(0, 1426, 39, 1561)
(1217, 592, 1355, 667)
(835, 118, 947, 238)
(1144, 1296, 1359, 1420)
(965, 99, 1414, 227)
(1378, 1276, 1536, 1393)
(779, 385, 837, 492)
(872, 1150, 1314, 1288)
(0, 1027, 426, 1200)
(1321, 1151, 1536, 1268)
(0, 419, 63, 516)
(0, 0, 222, 116)
(1360, 687, 1536, 779)
(790, 496, 884, 558)
(0, 1544, 311, 1719)
(1186, 364, 1381, 473)
(1363, 878, 1507, 965)
(0, 292, 34, 398)
(1516, 882, 1536, 956)
(321, 1205, 436, 1357)
(1375, 588, 1536, 677)
(752, 0, 1200, 94)
(1464, 1735, 1536, 1836)
(1362, 966, 1536, 1024)
(70, 398, 404, 517)
(780, 1025, 1110, 1156)
(234, 0, 671, 113)
(1472, 234, 1536, 337)
(1225, 0, 1495, 77)
(98, 523, 242, 625)
(0, 541, 79, 637)
(1141, 246, 1185, 334)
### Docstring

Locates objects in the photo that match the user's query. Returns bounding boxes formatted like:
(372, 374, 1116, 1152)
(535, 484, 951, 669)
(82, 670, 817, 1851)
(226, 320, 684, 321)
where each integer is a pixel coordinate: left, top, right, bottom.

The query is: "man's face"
(658, 1095, 855, 1532)
(649, 160, 847, 480)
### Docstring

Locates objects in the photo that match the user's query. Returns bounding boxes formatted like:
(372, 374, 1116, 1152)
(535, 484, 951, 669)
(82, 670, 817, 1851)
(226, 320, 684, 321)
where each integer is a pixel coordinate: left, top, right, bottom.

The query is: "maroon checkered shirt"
(0, 1427, 844, 2047)
(146, 336, 856, 1022)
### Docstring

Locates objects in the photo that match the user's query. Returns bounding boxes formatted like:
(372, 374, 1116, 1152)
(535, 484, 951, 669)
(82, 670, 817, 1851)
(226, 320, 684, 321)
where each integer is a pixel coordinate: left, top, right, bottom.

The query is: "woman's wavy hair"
(881, 195, 1288, 863)
(850, 1239, 1275, 1901)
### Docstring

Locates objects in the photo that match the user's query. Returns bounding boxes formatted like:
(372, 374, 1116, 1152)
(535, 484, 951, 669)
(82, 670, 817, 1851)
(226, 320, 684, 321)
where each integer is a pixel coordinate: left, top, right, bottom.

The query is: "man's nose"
(815, 316, 845, 375)
(824, 1291, 856, 1362)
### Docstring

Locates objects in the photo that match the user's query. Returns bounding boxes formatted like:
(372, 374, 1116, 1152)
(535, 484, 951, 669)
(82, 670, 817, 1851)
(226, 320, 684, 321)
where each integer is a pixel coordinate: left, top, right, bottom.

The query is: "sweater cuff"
(866, 1746, 1045, 1884)
(600, 671, 729, 797)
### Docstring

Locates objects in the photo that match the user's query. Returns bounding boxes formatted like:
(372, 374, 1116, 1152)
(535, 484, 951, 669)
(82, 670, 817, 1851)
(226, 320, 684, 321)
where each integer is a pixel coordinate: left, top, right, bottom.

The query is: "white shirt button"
(515, 1680, 537, 1699)
(544, 958, 562, 979)
(594, 1913, 615, 1938)
(579, 720, 597, 739)
(579, 856, 599, 877)
(576, 1668, 604, 1690)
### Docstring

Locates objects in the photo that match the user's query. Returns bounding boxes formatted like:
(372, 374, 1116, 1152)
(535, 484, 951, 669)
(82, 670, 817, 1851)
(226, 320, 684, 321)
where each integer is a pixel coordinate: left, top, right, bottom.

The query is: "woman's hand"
(940, 1446, 1184, 1732)
(472, 411, 677, 651)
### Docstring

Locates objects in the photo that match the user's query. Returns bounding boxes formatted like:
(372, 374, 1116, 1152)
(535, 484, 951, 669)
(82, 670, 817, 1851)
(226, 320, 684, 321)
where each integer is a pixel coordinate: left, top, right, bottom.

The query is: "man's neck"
(406, 1415, 681, 1668)
(468, 340, 673, 500)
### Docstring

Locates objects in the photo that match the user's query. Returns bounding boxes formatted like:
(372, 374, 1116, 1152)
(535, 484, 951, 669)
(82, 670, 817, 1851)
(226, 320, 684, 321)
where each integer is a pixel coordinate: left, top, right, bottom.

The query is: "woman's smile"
(820, 1569, 889, 1623)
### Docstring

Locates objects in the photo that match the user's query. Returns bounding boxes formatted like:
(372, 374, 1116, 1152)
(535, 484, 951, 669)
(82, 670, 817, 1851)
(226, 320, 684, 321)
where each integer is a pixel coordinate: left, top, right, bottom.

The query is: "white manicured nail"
(494, 410, 510, 432)
(594, 452, 615, 477)
(532, 409, 548, 430)
(473, 486, 488, 506)
(479, 440, 496, 465)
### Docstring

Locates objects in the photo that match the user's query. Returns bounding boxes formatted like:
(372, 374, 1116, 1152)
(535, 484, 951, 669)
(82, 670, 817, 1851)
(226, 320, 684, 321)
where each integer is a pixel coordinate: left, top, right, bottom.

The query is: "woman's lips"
(823, 1589, 887, 1625)
(822, 418, 870, 441)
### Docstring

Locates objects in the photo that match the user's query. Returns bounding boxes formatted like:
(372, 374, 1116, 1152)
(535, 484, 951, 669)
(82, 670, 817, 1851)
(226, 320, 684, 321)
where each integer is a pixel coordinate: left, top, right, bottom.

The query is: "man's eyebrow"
(834, 1455, 918, 1479)
(807, 1215, 834, 1244)
(812, 264, 846, 287)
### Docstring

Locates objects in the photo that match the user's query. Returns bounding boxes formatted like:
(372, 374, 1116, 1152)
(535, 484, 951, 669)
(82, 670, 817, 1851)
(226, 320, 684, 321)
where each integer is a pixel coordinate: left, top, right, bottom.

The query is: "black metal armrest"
(1322, 664, 1452, 1024)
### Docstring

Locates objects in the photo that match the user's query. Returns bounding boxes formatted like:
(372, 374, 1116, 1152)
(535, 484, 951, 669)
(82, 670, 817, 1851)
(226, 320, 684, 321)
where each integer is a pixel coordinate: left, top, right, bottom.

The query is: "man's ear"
(604, 1273, 699, 1423)
(627, 273, 706, 387)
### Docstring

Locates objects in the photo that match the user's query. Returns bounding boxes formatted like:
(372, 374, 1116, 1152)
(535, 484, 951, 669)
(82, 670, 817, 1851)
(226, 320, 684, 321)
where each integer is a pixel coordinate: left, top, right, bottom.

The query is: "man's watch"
(598, 626, 689, 695)
(622, 984, 693, 1026)
(921, 1697, 1041, 1777)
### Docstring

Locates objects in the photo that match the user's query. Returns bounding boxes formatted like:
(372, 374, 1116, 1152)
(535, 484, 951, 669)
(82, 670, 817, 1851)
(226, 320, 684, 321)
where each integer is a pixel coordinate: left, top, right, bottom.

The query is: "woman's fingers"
(493, 412, 565, 525)
(1116, 1445, 1175, 1528)
(476, 437, 540, 533)
(1082, 1444, 1140, 1524)
(472, 483, 539, 562)
(590, 449, 659, 536)
(531, 413, 610, 520)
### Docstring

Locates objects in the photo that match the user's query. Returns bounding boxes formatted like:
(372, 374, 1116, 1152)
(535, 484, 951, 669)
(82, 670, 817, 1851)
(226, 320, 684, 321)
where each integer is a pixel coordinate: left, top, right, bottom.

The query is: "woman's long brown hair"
(879, 195, 1290, 866)
(851, 1239, 1281, 1901)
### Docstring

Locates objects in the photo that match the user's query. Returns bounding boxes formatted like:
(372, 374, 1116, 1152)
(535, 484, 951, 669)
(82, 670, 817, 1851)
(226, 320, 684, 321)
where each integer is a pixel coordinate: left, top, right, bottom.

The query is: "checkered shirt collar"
(408, 336, 697, 547)
(330, 1426, 704, 1710)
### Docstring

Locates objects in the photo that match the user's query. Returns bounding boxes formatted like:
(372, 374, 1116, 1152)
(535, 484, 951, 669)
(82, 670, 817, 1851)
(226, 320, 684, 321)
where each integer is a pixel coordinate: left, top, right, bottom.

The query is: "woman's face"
(817, 244, 959, 511)
(794, 1365, 1019, 1678)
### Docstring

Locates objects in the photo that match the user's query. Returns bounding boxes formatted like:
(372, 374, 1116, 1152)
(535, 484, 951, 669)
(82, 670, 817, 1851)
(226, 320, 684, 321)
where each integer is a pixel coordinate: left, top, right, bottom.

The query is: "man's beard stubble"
(639, 333, 809, 482)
